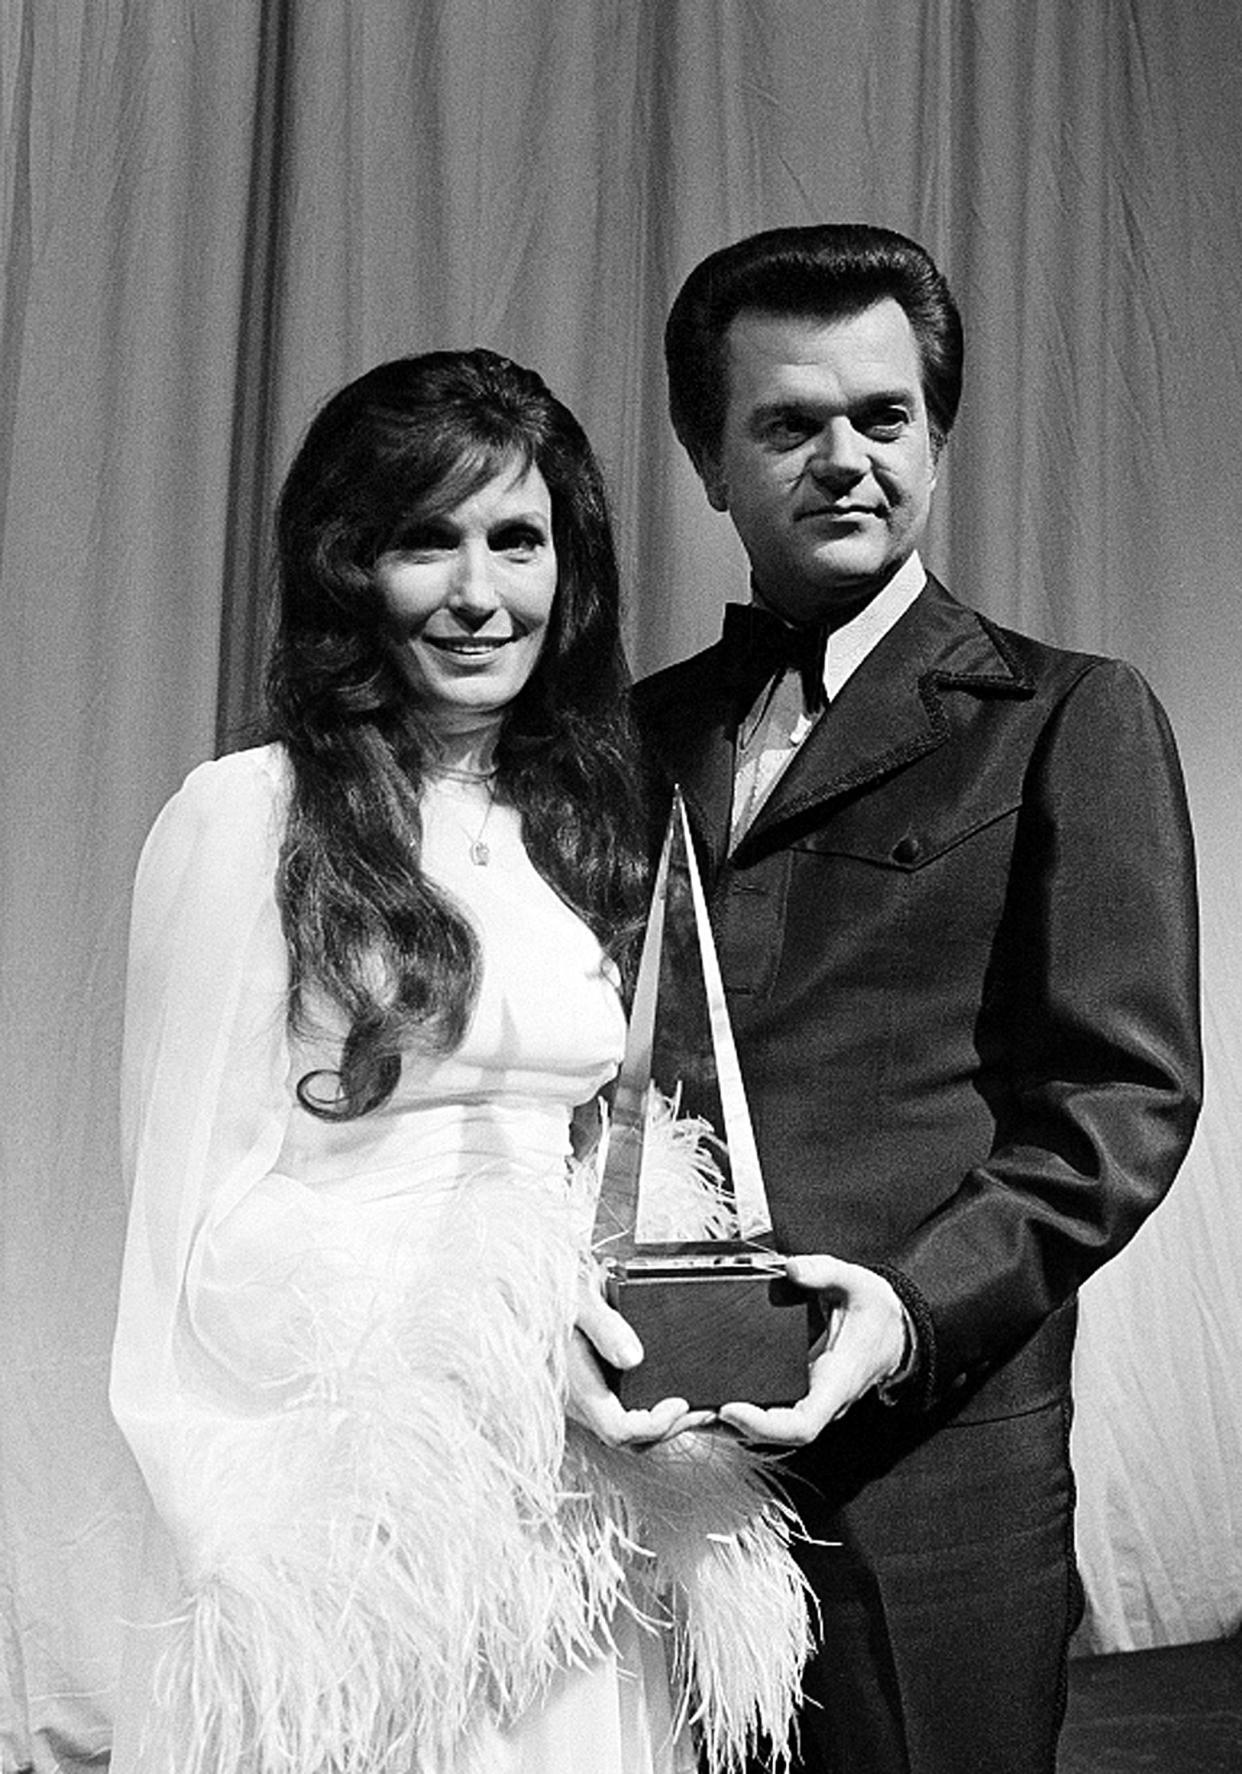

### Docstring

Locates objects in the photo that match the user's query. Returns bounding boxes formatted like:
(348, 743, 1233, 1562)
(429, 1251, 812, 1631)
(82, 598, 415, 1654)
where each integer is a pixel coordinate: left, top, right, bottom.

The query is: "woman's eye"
(391, 524, 453, 553)
(492, 524, 545, 555)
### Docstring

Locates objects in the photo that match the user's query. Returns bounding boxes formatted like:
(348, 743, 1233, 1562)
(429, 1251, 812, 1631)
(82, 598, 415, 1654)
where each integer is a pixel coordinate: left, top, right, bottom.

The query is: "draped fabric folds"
(2, 2, 1240, 1767)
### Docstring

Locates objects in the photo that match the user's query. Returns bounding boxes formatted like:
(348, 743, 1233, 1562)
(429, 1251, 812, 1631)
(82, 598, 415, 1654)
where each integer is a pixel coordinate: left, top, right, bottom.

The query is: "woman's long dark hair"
(266, 350, 648, 1119)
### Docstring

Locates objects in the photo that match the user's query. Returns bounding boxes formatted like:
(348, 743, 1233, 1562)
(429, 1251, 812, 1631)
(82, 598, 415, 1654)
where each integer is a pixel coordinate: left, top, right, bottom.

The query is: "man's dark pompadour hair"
(664, 222, 964, 470)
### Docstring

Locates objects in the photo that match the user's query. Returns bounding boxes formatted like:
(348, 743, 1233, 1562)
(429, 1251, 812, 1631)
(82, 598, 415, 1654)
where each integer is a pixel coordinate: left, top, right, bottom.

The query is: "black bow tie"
(718, 603, 828, 714)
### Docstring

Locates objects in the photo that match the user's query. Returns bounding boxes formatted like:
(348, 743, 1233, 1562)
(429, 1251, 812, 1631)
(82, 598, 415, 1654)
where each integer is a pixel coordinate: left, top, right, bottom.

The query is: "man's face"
(705, 299, 938, 623)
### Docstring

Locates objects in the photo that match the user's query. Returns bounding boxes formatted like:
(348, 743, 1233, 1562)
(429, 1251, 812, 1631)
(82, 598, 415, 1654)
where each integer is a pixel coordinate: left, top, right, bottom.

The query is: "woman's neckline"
(423, 710, 505, 779)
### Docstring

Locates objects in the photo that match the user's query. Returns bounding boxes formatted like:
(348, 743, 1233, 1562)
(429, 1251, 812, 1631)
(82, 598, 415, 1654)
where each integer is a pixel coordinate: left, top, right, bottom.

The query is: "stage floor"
(1060, 1631, 1242, 1772)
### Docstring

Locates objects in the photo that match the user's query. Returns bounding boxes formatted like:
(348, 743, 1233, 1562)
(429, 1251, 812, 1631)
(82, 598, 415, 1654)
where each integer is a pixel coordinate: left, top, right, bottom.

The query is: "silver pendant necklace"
(450, 780, 496, 865)
(428, 764, 498, 864)
(468, 790, 495, 866)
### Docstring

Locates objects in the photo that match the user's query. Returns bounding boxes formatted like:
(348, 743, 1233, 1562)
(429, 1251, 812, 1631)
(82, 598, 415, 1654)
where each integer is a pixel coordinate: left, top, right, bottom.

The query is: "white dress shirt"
(730, 552, 927, 850)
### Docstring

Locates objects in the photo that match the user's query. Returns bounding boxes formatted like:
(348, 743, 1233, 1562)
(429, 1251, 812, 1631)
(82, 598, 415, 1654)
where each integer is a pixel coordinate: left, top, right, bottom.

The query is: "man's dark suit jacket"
(634, 574, 1202, 1435)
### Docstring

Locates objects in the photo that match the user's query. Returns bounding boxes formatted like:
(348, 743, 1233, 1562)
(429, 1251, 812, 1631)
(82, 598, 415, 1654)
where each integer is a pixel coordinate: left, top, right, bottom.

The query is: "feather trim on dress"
(142, 1148, 810, 1773)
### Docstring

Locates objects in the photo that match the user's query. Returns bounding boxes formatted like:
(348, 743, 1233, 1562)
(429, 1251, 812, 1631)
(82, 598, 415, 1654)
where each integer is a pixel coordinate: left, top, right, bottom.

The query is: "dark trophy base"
(604, 1246, 809, 1411)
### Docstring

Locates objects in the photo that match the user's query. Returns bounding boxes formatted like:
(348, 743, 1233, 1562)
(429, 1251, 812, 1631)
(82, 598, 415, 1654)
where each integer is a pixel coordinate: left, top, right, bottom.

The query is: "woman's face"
(375, 459, 558, 733)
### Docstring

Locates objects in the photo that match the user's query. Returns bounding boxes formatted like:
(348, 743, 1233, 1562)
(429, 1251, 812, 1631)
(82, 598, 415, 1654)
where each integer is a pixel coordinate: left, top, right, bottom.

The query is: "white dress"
(110, 746, 807, 1774)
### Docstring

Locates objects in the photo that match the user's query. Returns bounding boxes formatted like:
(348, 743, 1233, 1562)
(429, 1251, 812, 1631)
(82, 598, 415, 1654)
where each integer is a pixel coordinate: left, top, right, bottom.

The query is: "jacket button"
(892, 834, 922, 864)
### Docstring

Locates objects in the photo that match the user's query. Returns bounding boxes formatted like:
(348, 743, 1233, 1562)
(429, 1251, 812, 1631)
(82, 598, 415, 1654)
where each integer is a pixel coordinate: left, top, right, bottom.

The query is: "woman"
(110, 351, 808, 1774)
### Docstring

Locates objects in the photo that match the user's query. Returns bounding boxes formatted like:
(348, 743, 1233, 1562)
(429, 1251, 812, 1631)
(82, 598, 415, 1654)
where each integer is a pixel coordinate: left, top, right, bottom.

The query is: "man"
(632, 224, 1201, 1771)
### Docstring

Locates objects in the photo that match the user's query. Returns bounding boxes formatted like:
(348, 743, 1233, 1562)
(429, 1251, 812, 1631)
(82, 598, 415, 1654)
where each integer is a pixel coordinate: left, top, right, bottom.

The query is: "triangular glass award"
(593, 789, 808, 1409)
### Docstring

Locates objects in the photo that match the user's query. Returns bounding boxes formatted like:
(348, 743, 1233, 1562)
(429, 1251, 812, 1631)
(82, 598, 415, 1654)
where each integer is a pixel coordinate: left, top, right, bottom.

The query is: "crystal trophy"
(593, 789, 809, 1410)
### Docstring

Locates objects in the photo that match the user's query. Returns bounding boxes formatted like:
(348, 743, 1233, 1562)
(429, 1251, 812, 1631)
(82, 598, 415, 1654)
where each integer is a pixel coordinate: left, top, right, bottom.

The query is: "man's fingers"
(716, 1253, 911, 1445)
(785, 1252, 853, 1295)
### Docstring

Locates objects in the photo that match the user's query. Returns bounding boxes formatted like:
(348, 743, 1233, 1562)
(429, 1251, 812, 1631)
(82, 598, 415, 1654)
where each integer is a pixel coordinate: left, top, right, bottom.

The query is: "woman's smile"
(375, 459, 558, 729)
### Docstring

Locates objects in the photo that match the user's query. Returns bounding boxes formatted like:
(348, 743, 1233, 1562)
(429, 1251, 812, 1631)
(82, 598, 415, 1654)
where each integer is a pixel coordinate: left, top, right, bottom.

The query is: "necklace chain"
(432, 779, 496, 863)
(426, 768, 497, 863)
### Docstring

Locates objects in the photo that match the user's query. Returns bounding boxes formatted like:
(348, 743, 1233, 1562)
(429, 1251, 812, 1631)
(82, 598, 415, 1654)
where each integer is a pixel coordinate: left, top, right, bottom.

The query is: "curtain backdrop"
(3, 2, 1240, 1767)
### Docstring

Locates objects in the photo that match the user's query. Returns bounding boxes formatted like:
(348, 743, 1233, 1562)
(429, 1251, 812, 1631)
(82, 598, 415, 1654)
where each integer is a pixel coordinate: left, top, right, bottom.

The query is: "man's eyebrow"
(855, 387, 918, 409)
(748, 398, 819, 425)
(747, 387, 917, 426)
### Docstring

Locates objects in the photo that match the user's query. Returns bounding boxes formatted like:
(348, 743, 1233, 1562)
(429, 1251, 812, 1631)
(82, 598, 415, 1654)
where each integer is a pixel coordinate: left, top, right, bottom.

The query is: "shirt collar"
(751, 550, 927, 705)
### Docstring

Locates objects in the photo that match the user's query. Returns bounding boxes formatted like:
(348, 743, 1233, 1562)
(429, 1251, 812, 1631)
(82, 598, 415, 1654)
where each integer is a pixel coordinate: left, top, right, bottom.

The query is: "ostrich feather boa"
(141, 1149, 811, 1772)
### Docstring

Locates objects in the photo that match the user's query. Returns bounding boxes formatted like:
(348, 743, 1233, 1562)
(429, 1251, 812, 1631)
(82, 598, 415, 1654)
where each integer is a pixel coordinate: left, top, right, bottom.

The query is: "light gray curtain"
(2, 2, 1240, 1767)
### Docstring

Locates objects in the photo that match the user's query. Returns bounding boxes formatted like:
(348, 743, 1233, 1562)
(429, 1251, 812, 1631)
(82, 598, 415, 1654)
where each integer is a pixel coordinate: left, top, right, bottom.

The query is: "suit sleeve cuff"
(869, 1264, 937, 1410)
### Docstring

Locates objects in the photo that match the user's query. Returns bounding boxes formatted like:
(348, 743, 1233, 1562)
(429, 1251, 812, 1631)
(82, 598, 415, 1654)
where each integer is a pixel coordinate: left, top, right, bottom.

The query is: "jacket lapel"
(638, 577, 1034, 874)
(738, 576, 1033, 854)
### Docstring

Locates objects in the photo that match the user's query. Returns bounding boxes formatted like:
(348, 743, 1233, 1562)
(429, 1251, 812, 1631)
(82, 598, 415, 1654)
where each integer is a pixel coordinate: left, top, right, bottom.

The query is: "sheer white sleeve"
(110, 746, 294, 1560)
